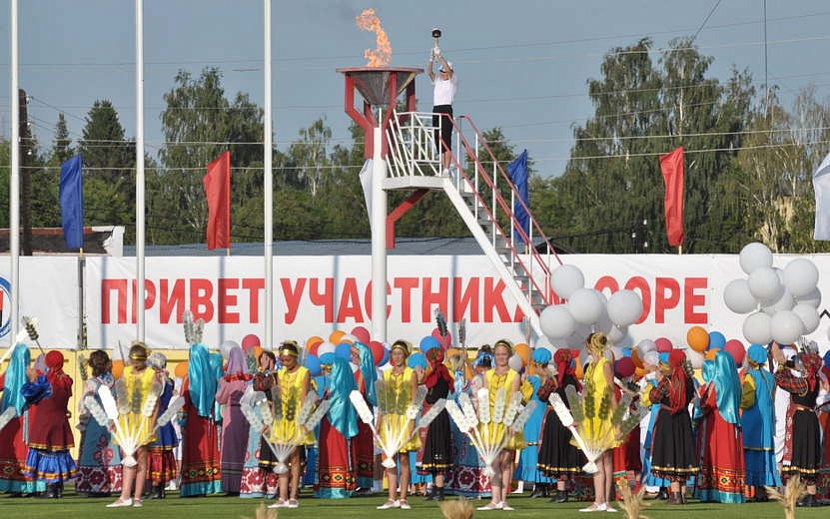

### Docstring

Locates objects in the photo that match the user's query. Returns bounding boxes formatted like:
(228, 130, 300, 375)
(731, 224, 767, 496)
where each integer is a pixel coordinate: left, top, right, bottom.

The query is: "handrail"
(441, 115, 555, 306)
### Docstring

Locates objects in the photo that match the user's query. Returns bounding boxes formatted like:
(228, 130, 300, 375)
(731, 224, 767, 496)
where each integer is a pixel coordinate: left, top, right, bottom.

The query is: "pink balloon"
(724, 339, 746, 366)
(654, 337, 673, 353)
(431, 327, 452, 350)
(241, 334, 261, 351)
(351, 326, 371, 345)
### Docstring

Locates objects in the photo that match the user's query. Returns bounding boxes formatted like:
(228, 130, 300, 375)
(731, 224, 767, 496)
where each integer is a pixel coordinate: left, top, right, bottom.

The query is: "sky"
(1, 0, 830, 179)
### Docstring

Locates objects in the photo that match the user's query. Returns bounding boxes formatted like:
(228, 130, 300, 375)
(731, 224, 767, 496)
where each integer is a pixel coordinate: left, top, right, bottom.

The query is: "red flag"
(203, 151, 231, 250)
(659, 146, 684, 247)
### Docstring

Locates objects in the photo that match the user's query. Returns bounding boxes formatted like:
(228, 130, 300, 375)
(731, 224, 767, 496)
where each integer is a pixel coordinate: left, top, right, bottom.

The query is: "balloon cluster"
(723, 242, 821, 345)
(686, 326, 746, 366)
(539, 265, 644, 347)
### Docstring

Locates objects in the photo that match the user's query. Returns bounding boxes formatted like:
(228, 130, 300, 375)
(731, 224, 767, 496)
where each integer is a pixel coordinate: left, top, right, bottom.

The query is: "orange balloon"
(515, 343, 531, 368)
(111, 360, 124, 379)
(687, 326, 709, 353)
(574, 358, 585, 380)
(705, 348, 720, 361)
(254, 346, 264, 361)
(446, 348, 461, 358)
(174, 361, 189, 379)
(634, 367, 647, 379)
(306, 336, 324, 349)
(329, 331, 346, 345)
(631, 349, 644, 369)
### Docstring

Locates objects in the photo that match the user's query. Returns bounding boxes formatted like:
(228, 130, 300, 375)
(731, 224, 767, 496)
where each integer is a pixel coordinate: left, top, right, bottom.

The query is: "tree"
(51, 113, 73, 165)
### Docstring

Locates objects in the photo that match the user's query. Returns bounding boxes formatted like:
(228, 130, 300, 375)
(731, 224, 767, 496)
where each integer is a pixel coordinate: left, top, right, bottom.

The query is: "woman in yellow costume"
(579, 332, 619, 513)
(107, 342, 161, 508)
(477, 339, 523, 512)
(267, 341, 314, 509)
(376, 340, 421, 511)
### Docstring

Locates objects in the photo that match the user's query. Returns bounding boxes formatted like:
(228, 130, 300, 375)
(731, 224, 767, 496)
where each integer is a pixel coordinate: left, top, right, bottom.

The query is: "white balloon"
(743, 312, 772, 345)
(761, 288, 795, 315)
(739, 242, 773, 275)
(567, 288, 605, 325)
(792, 303, 820, 334)
(551, 264, 585, 300)
(508, 354, 524, 372)
(607, 290, 644, 326)
(636, 339, 657, 354)
(220, 340, 240, 360)
(608, 325, 627, 344)
(540, 305, 576, 339)
(769, 310, 805, 346)
(797, 287, 822, 308)
(747, 267, 782, 303)
(594, 307, 614, 334)
(686, 349, 705, 369)
(784, 258, 820, 298)
(317, 341, 336, 356)
(723, 279, 758, 314)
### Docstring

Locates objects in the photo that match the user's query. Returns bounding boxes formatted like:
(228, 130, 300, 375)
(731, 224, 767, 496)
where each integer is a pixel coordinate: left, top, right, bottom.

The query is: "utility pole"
(19, 88, 33, 256)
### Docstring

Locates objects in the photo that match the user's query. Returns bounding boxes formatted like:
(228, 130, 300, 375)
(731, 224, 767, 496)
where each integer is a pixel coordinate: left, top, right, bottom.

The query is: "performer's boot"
(668, 491, 683, 505)
(656, 487, 669, 500)
(434, 487, 445, 502)
(530, 483, 547, 498)
(424, 485, 437, 501)
(550, 490, 568, 503)
(149, 485, 164, 499)
(38, 483, 59, 499)
(57, 482, 64, 499)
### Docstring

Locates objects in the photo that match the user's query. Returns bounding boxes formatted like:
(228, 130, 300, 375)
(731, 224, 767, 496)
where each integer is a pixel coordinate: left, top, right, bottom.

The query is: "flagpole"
(135, 0, 146, 341)
(263, 0, 274, 350)
(78, 248, 85, 349)
(9, 0, 20, 342)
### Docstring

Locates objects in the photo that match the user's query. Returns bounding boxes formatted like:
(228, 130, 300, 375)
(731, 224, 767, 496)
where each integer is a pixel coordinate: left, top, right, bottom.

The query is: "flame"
(356, 9, 392, 67)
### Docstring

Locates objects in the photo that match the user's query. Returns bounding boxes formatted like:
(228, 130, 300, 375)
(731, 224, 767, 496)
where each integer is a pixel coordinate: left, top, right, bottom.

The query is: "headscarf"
(424, 347, 453, 391)
(45, 350, 70, 389)
(473, 352, 493, 369)
(799, 352, 823, 392)
(1, 344, 30, 415)
(702, 360, 715, 383)
(355, 342, 377, 406)
(187, 343, 218, 418)
(713, 350, 741, 425)
(666, 349, 688, 413)
(326, 357, 358, 439)
(747, 344, 768, 366)
(224, 346, 251, 381)
(532, 348, 552, 366)
(554, 349, 573, 389)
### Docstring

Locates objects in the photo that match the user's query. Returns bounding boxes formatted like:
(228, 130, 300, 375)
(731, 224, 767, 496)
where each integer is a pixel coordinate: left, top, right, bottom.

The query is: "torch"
(431, 27, 442, 58)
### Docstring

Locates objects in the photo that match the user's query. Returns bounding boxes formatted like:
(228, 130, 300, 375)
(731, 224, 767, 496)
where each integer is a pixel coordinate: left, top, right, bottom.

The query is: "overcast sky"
(2, 0, 829, 177)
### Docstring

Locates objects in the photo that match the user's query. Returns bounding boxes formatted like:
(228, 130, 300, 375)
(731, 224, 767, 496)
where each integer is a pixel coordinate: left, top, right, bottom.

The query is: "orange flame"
(356, 9, 392, 67)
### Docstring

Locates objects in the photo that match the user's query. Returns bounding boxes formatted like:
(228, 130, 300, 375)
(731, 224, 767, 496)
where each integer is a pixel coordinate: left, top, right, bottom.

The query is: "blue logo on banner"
(0, 276, 11, 338)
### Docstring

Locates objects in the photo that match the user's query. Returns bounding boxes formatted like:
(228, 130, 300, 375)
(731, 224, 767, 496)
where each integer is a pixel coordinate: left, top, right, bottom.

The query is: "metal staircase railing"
(386, 111, 562, 336)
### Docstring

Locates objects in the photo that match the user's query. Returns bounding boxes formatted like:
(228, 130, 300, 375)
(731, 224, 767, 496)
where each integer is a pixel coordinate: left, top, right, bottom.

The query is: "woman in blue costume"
(179, 343, 223, 496)
(446, 348, 493, 498)
(76, 350, 122, 496)
(315, 355, 359, 498)
(146, 352, 178, 499)
(515, 348, 553, 498)
(740, 344, 780, 501)
(0, 344, 46, 496)
(351, 342, 377, 493)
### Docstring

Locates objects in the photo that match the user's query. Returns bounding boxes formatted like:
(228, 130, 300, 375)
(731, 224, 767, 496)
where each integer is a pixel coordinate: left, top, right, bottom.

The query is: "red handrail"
(433, 113, 559, 306)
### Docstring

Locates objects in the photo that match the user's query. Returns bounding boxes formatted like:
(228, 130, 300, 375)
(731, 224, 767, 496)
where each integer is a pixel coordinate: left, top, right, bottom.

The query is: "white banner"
(3, 254, 828, 351)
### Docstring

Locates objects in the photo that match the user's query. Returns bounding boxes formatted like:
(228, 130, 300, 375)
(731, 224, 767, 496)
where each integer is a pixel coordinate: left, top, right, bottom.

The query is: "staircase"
(385, 111, 562, 338)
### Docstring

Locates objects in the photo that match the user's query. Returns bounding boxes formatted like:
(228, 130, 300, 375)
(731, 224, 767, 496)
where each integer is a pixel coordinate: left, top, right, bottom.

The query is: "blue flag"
(507, 150, 529, 244)
(59, 155, 84, 250)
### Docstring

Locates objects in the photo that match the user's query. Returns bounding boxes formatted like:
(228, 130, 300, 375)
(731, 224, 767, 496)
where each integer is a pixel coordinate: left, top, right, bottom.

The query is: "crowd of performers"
(1, 331, 830, 510)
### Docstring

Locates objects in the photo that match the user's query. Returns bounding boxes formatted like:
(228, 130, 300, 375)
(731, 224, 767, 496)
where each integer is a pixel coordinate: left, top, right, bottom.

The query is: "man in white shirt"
(428, 49, 458, 175)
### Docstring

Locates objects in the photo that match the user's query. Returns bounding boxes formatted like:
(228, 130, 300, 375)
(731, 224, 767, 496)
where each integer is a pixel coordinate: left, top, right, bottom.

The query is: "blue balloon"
(319, 352, 335, 366)
(408, 352, 427, 370)
(823, 350, 830, 370)
(305, 354, 322, 377)
(335, 343, 352, 361)
(420, 336, 440, 353)
(708, 331, 726, 350)
(622, 348, 632, 358)
(379, 348, 390, 367)
(658, 352, 670, 364)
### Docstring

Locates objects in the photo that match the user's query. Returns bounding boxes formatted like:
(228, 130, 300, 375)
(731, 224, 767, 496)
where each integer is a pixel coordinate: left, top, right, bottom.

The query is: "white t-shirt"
(433, 74, 458, 106)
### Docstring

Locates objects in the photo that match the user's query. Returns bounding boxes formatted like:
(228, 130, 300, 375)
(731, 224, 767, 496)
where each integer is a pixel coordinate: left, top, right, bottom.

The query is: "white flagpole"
(263, 0, 274, 350)
(9, 0, 20, 341)
(135, 0, 146, 341)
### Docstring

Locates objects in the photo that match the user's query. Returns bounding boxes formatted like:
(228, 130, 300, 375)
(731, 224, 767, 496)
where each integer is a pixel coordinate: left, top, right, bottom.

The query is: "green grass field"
(0, 490, 827, 518)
